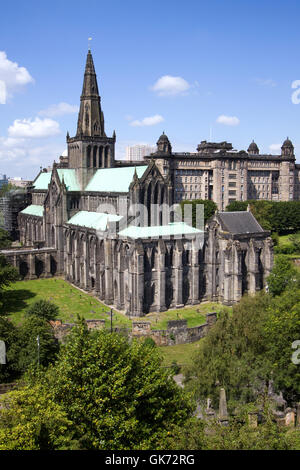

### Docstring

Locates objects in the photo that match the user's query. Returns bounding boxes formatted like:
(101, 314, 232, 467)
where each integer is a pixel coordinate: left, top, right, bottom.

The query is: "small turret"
(281, 137, 294, 157)
(156, 132, 172, 154)
(247, 140, 259, 154)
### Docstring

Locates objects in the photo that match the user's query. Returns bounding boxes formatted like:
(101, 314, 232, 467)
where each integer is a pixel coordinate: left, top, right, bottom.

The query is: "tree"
(38, 319, 192, 450)
(180, 199, 217, 227)
(265, 287, 300, 403)
(0, 317, 22, 383)
(0, 385, 75, 450)
(184, 294, 273, 411)
(0, 255, 19, 311)
(17, 316, 59, 372)
(165, 404, 300, 450)
(267, 255, 299, 296)
(26, 299, 59, 322)
(0, 229, 12, 250)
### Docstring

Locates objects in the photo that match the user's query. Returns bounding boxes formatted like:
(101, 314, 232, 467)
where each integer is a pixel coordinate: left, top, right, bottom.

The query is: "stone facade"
(1, 50, 273, 316)
(146, 137, 300, 210)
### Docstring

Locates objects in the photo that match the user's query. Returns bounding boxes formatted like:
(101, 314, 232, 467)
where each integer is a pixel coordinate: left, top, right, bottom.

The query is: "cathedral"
(1, 50, 274, 315)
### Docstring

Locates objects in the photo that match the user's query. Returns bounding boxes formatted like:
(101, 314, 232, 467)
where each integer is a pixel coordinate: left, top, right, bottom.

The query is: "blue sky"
(1, 0, 300, 179)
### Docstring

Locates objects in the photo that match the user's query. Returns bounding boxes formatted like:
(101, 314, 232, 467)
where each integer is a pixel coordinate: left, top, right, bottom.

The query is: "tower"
(67, 50, 116, 188)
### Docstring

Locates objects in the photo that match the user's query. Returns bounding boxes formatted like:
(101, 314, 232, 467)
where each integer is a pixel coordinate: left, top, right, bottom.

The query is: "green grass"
(1, 277, 132, 329)
(1, 277, 229, 335)
(278, 232, 300, 248)
(158, 339, 203, 367)
(144, 302, 231, 330)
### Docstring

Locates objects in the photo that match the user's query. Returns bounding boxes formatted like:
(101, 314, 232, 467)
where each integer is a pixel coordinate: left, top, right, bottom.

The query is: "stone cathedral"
(2, 50, 273, 316)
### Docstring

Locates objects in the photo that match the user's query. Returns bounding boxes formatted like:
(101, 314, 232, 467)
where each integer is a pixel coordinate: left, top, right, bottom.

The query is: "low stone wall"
(50, 319, 105, 342)
(50, 313, 217, 346)
(132, 312, 217, 346)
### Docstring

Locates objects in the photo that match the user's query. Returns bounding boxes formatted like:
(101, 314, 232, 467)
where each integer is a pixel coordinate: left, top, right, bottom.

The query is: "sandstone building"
(148, 137, 300, 211)
(1, 50, 273, 315)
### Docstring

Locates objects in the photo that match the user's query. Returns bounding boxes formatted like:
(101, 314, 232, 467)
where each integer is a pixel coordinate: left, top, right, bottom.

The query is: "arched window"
(93, 147, 97, 167)
(87, 146, 91, 167)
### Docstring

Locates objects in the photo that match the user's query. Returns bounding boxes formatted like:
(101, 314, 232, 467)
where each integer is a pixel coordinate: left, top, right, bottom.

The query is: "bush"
(26, 300, 59, 322)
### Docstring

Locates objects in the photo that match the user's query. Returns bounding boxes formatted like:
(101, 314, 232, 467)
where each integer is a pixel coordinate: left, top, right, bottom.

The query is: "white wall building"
(126, 144, 156, 162)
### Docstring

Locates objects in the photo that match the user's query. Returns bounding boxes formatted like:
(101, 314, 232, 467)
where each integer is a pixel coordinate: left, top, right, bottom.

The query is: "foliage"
(271, 231, 279, 247)
(0, 385, 75, 450)
(264, 287, 300, 404)
(0, 255, 19, 310)
(0, 229, 12, 250)
(165, 404, 300, 450)
(267, 255, 299, 296)
(0, 317, 21, 383)
(179, 199, 217, 227)
(226, 200, 300, 234)
(170, 360, 181, 375)
(17, 316, 59, 372)
(185, 285, 300, 410)
(26, 299, 59, 322)
(288, 233, 300, 253)
(184, 294, 272, 411)
(29, 318, 193, 450)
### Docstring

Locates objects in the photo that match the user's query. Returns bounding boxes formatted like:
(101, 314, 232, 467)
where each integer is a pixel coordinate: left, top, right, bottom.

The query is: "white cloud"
(39, 102, 79, 117)
(8, 117, 60, 139)
(0, 51, 34, 104)
(216, 115, 240, 126)
(269, 143, 281, 152)
(130, 114, 164, 127)
(151, 75, 191, 96)
(254, 78, 277, 87)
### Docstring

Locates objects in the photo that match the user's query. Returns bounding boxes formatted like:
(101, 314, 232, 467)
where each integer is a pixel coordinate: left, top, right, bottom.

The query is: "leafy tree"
(165, 404, 300, 450)
(17, 316, 59, 372)
(184, 294, 273, 411)
(0, 229, 12, 250)
(0, 385, 75, 450)
(39, 318, 192, 450)
(26, 299, 59, 322)
(288, 233, 300, 253)
(0, 255, 19, 310)
(0, 317, 22, 383)
(267, 255, 299, 296)
(264, 287, 300, 404)
(180, 199, 217, 227)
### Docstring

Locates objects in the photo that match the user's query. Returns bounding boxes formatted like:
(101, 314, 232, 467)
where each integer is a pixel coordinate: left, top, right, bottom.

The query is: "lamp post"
(110, 309, 113, 333)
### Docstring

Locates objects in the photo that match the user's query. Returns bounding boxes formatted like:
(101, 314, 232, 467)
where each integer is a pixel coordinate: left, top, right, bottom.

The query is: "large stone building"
(1, 50, 273, 315)
(148, 136, 300, 210)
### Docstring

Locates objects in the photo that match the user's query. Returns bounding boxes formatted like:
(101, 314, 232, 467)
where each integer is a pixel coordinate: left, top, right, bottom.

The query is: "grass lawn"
(144, 302, 231, 330)
(278, 231, 300, 248)
(159, 339, 203, 367)
(1, 277, 132, 329)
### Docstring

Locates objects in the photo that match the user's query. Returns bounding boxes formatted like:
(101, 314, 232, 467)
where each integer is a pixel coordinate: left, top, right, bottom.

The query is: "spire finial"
(88, 37, 92, 52)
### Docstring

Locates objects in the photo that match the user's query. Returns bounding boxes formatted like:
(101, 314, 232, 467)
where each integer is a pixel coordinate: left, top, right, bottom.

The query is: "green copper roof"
(57, 169, 80, 191)
(85, 166, 148, 192)
(32, 172, 52, 190)
(20, 204, 44, 217)
(67, 211, 122, 231)
(118, 222, 203, 239)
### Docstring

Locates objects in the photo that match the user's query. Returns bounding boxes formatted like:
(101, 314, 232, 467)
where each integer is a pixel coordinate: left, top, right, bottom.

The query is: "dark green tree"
(180, 199, 217, 227)
(267, 255, 299, 296)
(0, 229, 12, 250)
(0, 317, 22, 383)
(18, 316, 59, 372)
(26, 300, 59, 322)
(41, 318, 192, 450)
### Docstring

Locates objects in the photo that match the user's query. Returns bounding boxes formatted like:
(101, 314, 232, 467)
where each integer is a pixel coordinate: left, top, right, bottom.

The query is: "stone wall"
(50, 312, 217, 345)
(132, 312, 217, 346)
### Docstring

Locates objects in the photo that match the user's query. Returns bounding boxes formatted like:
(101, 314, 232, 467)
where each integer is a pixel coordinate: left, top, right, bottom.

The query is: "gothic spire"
(76, 50, 105, 138)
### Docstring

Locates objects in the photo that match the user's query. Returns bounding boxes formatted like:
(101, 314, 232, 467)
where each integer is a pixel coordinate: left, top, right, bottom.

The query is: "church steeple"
(76, 50, 105, 137)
